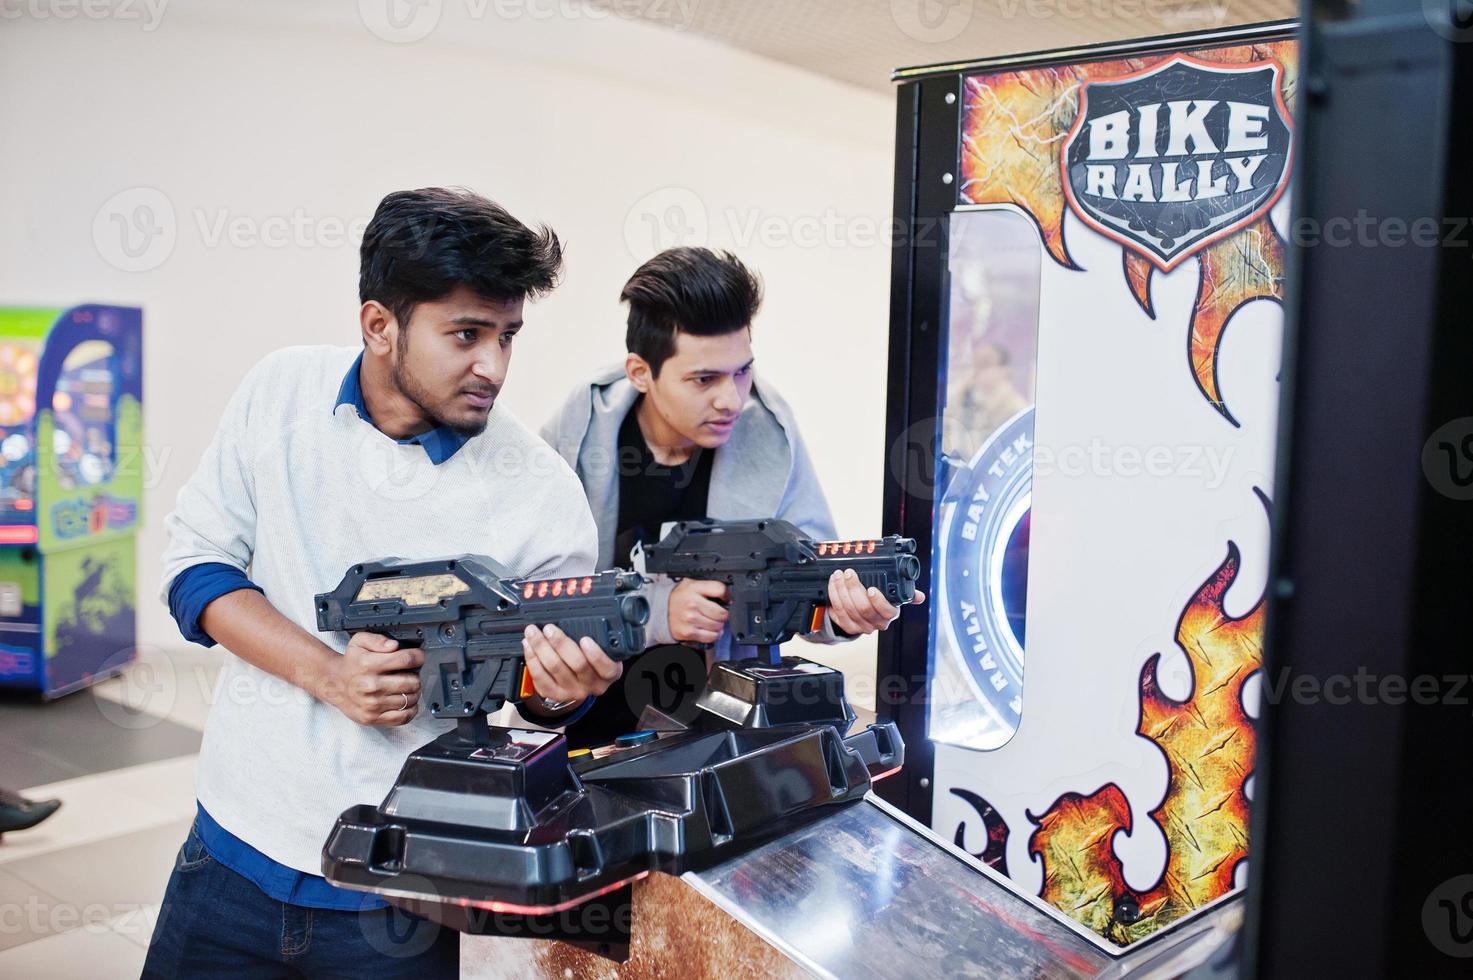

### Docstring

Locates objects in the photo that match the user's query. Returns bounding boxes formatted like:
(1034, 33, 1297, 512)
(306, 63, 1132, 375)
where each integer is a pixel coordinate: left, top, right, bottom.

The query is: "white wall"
(0, 0, 896, 696)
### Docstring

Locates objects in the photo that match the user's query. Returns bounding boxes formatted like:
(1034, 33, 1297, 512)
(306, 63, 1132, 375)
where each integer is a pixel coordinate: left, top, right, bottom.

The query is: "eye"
(694, 375, 715, 386)
(500, 331, 518, 348)
(735, 365, 752, 378)
(455, 329, 477, 343)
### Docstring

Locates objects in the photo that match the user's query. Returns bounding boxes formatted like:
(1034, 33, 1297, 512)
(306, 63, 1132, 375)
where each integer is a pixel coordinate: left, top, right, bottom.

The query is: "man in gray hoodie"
(541, 248, 920, 743)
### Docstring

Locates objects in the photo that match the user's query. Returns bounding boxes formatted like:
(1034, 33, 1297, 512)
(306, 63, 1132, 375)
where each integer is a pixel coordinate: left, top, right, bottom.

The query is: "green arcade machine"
(0, 305, 142, 699)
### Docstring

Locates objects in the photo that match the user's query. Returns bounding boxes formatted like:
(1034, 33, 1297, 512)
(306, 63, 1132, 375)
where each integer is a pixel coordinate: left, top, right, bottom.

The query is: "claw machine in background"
(0, 305, 142, 699)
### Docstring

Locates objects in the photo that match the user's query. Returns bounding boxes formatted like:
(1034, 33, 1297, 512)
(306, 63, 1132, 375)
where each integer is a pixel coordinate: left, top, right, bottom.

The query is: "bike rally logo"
(1061, 56, 1293, 270)
(937, 408, 1032, 732)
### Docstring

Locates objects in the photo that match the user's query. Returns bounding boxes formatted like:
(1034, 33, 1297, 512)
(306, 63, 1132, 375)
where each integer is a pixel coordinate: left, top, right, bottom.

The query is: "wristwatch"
(528, 694, 581, 717)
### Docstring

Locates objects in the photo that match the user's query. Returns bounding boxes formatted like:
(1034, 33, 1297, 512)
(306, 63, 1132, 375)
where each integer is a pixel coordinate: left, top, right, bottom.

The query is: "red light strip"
(447, 870, 652, 915)
(0, 526, 38, 545)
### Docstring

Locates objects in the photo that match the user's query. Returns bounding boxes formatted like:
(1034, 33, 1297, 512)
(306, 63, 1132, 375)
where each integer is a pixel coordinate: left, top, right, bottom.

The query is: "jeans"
(142, 820, 458, 978)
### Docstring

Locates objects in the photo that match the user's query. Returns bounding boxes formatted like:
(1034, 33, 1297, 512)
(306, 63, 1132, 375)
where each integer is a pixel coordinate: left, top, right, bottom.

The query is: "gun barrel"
(642, 519, 922, 647)
(314, 557, 651, 720)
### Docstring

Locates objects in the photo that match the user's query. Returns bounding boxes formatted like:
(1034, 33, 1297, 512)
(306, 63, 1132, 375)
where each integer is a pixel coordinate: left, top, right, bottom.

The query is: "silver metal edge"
(890, 19, 1298, 83)
(864, 794, 1246, 961)
(677, 869, 835, 980)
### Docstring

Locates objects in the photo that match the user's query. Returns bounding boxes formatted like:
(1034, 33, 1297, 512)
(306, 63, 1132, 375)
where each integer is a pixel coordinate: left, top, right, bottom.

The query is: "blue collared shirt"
(167, 351, 478, 911)
(194, 804, 382, 910)
(334, 351, 472, 465)
(168, 352, 476, 642)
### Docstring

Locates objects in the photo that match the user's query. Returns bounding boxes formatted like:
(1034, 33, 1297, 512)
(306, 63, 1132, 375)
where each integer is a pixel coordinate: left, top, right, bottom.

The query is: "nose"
(709, 377, 736, 412)
(471, 348, 507, 387)
(711, 377, 741, 414)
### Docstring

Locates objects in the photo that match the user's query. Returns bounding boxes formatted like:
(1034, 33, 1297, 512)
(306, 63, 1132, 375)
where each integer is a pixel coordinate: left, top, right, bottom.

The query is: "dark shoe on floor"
(0, 788, 62, 835)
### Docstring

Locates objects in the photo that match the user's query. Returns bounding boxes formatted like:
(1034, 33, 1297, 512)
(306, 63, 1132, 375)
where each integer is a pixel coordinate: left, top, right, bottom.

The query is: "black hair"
(359, 187, 563, 326)
(621, 247, 763, 376)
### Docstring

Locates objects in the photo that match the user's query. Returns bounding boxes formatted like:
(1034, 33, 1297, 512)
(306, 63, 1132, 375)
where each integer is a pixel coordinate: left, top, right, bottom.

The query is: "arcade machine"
(312, 505, 1244, 980)
(878, 2, 1473, 974)
(307, 8, 1471, 973)
(877, 18, 1297, 965)
(0, 305, 142, 699)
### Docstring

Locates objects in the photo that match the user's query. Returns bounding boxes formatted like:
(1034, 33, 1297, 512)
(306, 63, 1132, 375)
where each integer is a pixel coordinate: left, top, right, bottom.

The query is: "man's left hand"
(522, 624, 624, 703)
(825, 569, 926, 636)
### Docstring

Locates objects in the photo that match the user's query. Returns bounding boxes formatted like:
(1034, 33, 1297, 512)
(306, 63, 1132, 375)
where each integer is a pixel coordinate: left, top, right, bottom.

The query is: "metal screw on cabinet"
(941, 173, 954, 185)
(919, 777, 931, 789)
(945, 92, 956, 105)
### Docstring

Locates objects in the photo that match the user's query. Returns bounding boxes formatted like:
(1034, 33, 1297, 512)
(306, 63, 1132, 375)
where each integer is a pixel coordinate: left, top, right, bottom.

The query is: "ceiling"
(592, 0, 1298, 92)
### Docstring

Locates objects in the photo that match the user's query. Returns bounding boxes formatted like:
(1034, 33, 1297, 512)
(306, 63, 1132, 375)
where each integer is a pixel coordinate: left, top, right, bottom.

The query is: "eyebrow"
(685, 358, 754, 378)
(447, 316, 523, 330)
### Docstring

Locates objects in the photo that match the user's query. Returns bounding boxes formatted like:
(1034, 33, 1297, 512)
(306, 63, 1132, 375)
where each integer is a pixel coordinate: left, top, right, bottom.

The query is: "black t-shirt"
(564, 403, 714, 750)
(612, 404, 714, 563)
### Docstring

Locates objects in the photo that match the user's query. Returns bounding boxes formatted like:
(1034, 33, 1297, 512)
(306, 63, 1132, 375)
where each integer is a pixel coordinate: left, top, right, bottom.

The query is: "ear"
(625, 352, 653, 393)
(360, 301, 397, 357)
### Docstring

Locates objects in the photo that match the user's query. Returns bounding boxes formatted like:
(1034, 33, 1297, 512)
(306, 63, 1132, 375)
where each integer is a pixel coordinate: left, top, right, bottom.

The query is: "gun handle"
(516, 661, 538, 701)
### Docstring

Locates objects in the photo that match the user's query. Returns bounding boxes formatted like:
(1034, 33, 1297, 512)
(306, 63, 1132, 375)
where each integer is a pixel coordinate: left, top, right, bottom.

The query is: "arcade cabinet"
(0, 305, 142, 699)
(878, 17, 1297, 962)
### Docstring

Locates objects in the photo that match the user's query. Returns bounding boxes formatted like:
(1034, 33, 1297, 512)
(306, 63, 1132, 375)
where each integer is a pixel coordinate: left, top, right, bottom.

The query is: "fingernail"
(868, 587, 878, 596)
(524, 625, 537, 638)
(543, 625, 555, 637)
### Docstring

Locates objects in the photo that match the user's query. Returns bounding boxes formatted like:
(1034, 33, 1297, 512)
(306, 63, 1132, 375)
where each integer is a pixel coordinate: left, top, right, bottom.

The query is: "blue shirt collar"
(334, 352, 471, 466)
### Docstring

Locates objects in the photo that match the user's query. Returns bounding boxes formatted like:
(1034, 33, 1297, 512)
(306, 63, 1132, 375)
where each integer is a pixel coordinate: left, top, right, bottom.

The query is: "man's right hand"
(320, 632, 424, 727)
(668, 579, 730, 645)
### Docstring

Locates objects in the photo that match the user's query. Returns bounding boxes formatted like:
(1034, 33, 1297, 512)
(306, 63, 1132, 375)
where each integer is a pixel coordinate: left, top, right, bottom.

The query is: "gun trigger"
(518, 665, 537, 700)
(809, 606, 826, 634)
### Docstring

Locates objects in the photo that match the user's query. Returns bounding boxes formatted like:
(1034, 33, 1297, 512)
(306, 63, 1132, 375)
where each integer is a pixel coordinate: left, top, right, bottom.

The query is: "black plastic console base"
(322, 656, 904, 928)
(697, 655, 858, 731)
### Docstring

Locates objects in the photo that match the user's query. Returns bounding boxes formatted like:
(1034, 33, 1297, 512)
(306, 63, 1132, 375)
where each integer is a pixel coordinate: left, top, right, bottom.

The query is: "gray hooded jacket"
(540, 364, 841, 659)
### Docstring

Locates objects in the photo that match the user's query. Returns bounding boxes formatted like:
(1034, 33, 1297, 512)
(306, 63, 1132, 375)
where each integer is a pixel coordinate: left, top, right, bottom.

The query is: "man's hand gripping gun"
(315, 557, 649, 742)
(641, 518, 921, 654)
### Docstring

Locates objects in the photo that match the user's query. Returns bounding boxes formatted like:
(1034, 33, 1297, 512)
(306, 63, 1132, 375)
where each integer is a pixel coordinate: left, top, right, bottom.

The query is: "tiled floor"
(0, 646, 216, 978)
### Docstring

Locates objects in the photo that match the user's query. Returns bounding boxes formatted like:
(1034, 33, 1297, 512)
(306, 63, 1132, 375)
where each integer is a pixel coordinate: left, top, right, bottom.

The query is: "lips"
(461, 390, 495, 410)
(704, 418, 737, 432)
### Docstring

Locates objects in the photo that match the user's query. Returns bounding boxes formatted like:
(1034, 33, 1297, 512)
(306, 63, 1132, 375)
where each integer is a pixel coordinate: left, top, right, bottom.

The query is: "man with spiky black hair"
(543, 247, 922, 746)
(144, 188, 618, 977)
